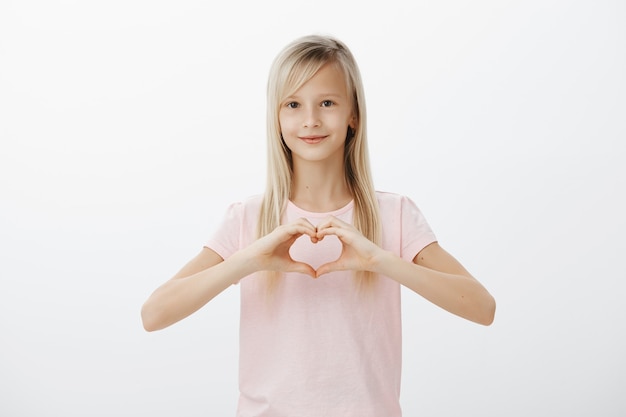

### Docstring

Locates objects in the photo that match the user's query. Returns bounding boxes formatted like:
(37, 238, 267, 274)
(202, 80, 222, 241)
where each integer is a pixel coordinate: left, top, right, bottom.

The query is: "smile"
(299, 135, 328, 144)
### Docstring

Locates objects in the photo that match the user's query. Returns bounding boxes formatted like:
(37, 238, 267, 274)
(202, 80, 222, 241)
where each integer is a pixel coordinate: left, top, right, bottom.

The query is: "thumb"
(315, 261, 343, 278)
(288, 261, 317, 278)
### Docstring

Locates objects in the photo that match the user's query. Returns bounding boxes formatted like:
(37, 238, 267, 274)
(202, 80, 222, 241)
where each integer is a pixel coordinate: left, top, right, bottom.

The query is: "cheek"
(278, 113, 289, 132)
(279, 116, 299, 136)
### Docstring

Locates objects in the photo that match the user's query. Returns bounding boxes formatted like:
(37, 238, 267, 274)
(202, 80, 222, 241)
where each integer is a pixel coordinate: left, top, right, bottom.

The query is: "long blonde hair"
(258, 34, 381, 287)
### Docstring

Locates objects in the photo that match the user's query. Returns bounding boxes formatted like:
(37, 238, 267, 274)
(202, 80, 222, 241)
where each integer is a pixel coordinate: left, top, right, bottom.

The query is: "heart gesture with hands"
(247, 216, 383, 279)
(246, 218, 320, 278)
(314, 216, 383, 277)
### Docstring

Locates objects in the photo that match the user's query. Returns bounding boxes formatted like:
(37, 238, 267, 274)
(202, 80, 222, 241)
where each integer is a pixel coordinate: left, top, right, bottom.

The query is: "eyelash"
(285, 100, 335, 109)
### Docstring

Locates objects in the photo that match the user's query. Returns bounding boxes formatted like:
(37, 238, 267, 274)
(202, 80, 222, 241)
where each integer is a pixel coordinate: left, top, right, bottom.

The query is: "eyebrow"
(283, 93, 345, 101)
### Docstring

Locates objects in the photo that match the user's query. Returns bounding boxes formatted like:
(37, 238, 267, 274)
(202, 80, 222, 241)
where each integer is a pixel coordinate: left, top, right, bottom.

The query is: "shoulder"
(225, 194, 263, 213)
(375, 190, 431, 226)
(240, 194, 264, 212)
(375, 190, 404, 204)
(208, 194, 263, 252)
(376, 191, 436, 258)
(375, 190, 421, 211)
(218, 194, 263, 225)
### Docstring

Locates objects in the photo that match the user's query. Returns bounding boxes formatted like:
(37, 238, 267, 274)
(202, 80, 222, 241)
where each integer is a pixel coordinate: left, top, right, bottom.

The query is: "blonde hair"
(258, 34, 381, 288)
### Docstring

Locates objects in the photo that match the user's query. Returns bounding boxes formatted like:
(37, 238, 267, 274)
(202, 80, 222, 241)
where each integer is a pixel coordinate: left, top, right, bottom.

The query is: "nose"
(302, 106, 320, 128)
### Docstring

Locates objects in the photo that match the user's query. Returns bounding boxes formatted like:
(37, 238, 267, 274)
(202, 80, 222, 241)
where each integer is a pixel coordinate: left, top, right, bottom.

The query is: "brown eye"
(286, 102, 299, 109)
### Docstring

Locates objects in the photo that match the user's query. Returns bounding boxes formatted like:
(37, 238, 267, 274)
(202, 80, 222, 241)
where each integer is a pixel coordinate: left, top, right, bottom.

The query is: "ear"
(349, 115, 357, 130)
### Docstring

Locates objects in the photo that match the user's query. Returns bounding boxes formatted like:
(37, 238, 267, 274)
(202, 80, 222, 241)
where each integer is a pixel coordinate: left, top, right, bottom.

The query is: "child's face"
(279, 63, 355, 167)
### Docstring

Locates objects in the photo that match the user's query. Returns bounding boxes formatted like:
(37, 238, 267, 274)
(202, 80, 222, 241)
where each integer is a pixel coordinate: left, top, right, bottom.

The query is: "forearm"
(373, 251, 496, 325)
(141, 250, 255, 332)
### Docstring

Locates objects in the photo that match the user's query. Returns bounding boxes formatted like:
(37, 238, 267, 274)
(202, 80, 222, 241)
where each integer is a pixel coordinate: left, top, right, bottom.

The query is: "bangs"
(278, 58, 326, 104)
(278, 61, 352, 106)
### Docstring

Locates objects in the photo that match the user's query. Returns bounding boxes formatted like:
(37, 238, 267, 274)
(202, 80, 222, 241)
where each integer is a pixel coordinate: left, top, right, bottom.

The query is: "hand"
(245, 218, 319, 278)
(314, 216, 385, 277)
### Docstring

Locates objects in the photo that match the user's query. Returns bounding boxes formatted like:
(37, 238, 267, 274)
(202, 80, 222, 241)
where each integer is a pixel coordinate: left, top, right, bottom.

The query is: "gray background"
(1, 0, 624, 415)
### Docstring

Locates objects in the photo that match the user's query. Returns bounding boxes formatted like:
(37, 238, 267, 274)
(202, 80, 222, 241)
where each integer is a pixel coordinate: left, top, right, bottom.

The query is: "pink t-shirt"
(205, 191, 436, 417)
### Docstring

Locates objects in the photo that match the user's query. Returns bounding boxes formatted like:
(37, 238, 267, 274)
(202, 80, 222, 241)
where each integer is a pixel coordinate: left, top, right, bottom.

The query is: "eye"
(321, 100, 334, 107)
(285, 101, 299, 109)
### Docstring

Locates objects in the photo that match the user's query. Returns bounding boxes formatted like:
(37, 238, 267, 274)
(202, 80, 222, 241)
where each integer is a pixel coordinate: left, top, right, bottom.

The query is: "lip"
(299, 135, 328, 144)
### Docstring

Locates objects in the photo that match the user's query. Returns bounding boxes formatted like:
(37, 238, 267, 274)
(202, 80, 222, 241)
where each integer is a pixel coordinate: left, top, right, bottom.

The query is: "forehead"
(285, 62, 349, 98)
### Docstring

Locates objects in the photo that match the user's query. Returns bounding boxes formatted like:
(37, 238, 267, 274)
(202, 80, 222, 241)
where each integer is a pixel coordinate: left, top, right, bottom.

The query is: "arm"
(315, 217, 496, 326)
(378, 242, 495, 326)
(141, 247, 245, 332)
(141, 218, 319, 332)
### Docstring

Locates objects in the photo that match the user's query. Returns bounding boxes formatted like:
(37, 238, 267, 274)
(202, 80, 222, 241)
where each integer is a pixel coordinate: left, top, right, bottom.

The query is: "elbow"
(141, 302, 163, 332)
(477, 294, 496, 326)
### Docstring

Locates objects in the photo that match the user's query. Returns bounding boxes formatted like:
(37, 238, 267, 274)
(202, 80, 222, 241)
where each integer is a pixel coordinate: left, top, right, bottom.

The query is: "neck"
(290, 159, 352, 213)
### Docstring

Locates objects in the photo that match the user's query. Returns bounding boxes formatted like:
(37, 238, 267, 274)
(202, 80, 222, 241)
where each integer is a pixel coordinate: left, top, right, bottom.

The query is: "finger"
(315, 260, 344, 278)
(293, 217, 317, 232)
(316, 217, 356, 240)
(285, 218, 319, 243)
(287, 261, 317, 278)
(316, 226, 349, 242)
(284, 223, 318, 240)
(315, 216, 336, 231)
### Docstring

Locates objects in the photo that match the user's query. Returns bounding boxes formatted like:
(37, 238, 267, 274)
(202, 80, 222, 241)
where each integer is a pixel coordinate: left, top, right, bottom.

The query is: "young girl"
(142, 34, 495, 417)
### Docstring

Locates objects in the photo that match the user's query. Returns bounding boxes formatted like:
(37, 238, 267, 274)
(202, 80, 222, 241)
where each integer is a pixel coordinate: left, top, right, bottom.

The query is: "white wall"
(1, 0, 624, 415)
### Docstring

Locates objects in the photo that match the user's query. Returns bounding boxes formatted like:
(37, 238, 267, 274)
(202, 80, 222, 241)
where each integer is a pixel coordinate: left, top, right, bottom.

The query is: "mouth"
(299, 135, 328, 144)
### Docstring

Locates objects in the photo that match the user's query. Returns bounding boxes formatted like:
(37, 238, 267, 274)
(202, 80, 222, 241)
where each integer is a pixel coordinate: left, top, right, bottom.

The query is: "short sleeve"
(204, 202, 244, 260)
(400, 195, 437, 262)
